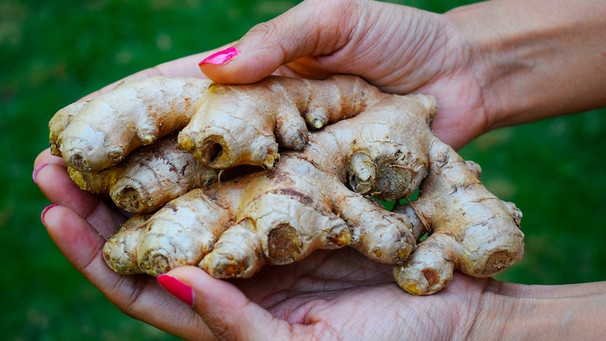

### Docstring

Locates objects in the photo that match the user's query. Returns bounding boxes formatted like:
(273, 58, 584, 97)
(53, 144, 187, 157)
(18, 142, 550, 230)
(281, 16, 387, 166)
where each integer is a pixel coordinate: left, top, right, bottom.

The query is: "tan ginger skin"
(49, 75, 524, 295)
(50, 77, 212, 171)
(67, 135, 219, 214)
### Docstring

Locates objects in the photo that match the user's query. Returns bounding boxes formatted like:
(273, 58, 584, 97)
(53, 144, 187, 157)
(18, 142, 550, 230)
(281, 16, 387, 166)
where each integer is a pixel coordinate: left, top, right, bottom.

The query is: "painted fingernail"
(199, 46, 239, 66)
(33, 163, 48, 184)
(41, 204, 58, 225)
(157, 274, 195, 307)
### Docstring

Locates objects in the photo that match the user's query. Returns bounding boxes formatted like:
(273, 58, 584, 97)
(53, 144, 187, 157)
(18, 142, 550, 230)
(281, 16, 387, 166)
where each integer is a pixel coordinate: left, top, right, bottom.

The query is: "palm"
(237, 248, 397, 310)
(235, 248, 486, 339)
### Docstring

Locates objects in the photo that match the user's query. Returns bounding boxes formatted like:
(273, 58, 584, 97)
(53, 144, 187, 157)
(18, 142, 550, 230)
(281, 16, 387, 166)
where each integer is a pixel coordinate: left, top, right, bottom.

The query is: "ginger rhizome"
(49, 75, 524, 295)
(50, 77, 212, 171)
(67, 135, 219, 213)
(178, 75, 382, 169)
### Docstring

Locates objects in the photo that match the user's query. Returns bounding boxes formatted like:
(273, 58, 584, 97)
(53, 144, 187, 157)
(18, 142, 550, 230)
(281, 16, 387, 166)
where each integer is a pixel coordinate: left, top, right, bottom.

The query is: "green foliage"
(2, 0, 605, 339)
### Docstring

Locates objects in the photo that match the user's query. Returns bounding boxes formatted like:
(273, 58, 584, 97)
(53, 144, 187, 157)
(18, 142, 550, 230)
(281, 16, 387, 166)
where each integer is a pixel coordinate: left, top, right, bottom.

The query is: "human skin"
(35, 0, 606, 339)
(200, 0, 606, 150)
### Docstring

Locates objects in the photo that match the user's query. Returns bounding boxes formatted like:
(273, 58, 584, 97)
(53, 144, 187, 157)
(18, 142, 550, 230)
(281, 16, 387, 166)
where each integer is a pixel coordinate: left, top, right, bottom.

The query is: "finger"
(34, 150, 120, 239)
(166, 267, 325, 340)
(41, 204, 211, 340)
(166, 266, 284, 340)
(36, 148, 212, 338)
(34, 148, 65, 168)
(198, 0, 362, 84)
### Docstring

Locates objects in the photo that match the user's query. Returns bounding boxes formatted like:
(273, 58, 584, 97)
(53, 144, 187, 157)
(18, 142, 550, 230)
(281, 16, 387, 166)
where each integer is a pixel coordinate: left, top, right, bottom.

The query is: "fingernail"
(199, 46, 239, 66)
(41, 204, 58, 225)
(157, 274, 195, 307)
(33, 163, 48, 184)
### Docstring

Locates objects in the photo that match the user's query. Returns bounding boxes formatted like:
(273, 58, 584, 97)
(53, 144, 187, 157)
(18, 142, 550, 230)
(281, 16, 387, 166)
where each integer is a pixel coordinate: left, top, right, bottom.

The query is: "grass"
(2, 0, 605, 339)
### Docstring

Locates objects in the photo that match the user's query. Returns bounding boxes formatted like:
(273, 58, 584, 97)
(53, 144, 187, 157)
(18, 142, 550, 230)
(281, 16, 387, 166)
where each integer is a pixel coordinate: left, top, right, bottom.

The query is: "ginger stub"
(49, 75, 524, 295)
(67, 135, 219, 213)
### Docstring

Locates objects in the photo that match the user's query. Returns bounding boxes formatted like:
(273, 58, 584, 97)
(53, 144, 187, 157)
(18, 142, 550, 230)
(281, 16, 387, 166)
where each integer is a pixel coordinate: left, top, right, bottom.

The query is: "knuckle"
(246, 20, 281, 43)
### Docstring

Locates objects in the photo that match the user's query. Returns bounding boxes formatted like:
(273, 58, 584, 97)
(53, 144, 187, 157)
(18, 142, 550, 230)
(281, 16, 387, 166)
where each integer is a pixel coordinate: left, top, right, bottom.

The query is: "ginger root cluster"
(49, 75, 524, 295)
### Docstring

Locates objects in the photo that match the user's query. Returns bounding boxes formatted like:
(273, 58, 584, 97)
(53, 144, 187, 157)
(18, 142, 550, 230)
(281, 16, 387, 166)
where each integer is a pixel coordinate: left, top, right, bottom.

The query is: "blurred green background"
(2, 0, 605, 339)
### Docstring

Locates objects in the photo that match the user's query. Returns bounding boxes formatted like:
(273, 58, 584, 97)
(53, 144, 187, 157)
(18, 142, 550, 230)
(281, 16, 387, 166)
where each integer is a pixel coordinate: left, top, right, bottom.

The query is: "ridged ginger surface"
(49, 75, 524, 295)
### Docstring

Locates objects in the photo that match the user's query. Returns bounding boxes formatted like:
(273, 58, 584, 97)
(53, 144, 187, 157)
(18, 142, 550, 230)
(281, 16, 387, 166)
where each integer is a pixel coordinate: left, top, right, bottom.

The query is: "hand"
(35, 148, 493, 340)
(162, 251, 494, 340)
(198, 0, 606, 150)
(34, 149, 208, 337)
(199, 0, 487, 150)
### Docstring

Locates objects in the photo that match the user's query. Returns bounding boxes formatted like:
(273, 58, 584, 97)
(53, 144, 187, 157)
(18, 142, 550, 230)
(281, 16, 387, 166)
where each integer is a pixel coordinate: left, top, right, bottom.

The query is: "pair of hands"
(36, 0, 506, 339)
(35, 151, 495, 339)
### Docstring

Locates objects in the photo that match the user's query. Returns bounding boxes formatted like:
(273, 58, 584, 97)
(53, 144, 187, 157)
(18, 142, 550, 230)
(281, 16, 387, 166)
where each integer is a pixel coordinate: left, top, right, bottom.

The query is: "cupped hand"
(34, 149, 210, 337)
(199, 0, 489, 150)
(35, 149, 492, 340)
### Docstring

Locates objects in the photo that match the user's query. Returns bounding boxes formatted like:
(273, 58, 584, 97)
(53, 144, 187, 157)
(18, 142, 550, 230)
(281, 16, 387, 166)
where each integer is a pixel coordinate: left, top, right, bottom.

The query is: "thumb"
(198, 0, 362, 84)
(158, 267, 299, 340)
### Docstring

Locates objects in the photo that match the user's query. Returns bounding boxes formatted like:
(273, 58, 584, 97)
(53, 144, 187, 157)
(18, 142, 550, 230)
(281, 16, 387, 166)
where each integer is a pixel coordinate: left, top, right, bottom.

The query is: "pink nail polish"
(33, 163, 48, 184)
(199, 46, 239, 66)
(41, 204, 58, 225)
(157, 274, 195, 307)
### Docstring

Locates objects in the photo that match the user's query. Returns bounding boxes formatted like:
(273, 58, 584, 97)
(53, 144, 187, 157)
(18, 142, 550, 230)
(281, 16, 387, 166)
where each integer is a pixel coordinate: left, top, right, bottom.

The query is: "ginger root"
(67, 135, 219, 213)
(50, 77, 212, 171)
(178, 75, 383, 169)
(49, 75, 524, 295)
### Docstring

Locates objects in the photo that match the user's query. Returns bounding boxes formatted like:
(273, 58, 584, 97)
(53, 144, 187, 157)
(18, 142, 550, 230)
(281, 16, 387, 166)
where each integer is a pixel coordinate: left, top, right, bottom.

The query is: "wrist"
(446, 0, 606, 130)
(466, 281, 606, 339)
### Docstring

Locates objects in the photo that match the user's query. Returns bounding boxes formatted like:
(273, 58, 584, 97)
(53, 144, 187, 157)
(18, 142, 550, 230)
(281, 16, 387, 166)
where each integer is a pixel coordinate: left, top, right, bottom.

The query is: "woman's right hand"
(200, 0, 488, 150)
(200, 0, 606, 150)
